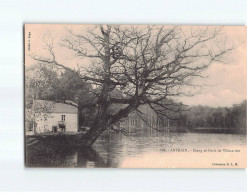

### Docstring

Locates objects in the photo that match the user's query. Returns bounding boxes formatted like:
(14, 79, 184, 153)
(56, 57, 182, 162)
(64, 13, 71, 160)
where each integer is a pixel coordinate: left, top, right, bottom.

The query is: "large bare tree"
(31, 25, 233, 146)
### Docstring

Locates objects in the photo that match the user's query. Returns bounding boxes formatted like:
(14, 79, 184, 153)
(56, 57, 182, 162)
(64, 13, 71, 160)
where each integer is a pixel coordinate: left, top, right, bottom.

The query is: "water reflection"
(26, 132, 247, 168)
(26, 143, 108, 167)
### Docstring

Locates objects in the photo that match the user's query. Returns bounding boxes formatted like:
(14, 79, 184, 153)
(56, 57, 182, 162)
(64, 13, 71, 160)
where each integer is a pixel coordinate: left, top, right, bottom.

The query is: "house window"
(131, 118, 137, 126)
(131, 118, 134, 125)
(61, 115, 66, 121)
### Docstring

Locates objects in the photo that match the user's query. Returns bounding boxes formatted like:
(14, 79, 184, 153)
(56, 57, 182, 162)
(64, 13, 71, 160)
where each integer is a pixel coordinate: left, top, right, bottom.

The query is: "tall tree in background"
(25, 64, 97, 126)
(25, 64, 60, 108)
(31, 25, 233, 146)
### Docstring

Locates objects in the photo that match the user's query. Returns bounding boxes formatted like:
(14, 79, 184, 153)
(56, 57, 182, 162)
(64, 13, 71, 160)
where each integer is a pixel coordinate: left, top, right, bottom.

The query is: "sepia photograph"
(24, 24, 247, 168)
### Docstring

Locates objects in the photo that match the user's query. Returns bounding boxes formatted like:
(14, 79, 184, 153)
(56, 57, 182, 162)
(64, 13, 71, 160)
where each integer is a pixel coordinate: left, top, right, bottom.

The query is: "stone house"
(26, 100, 78, 135)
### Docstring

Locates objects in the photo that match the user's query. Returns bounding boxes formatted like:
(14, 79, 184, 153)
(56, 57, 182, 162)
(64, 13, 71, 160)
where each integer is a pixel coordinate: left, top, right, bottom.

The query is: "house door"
(52, 126, 57, 132)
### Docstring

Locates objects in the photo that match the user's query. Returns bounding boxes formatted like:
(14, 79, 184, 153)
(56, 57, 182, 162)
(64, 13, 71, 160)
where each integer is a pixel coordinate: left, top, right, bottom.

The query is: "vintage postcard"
(24, 24, 247, 168)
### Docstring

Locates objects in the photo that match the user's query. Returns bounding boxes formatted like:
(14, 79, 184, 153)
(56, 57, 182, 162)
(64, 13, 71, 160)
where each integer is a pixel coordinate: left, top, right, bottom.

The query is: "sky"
(180, 26, 247, 107)
(25, 24, 247, 107)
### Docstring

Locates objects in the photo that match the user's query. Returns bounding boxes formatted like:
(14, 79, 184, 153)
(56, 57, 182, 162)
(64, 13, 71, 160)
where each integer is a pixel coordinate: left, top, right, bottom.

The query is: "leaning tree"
(31, 25, 233, 146)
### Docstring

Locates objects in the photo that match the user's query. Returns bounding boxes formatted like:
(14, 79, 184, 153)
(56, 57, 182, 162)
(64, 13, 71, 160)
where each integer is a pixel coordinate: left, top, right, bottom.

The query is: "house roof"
(32, 100, 78, 114)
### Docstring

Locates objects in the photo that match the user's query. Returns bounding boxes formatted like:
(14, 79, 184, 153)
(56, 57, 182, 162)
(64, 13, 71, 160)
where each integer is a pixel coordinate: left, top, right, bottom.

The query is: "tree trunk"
(78, 126, 106, 146)
(78, 103, 110, 146)
(77, 25, 113, 146)
(77, 25, 137, 146)
(77, 105, 113, 145)
(77, 102, 136, 146)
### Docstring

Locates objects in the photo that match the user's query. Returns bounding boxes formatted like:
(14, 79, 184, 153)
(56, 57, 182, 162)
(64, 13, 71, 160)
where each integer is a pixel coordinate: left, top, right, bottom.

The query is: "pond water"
(26, 132, 247, 168)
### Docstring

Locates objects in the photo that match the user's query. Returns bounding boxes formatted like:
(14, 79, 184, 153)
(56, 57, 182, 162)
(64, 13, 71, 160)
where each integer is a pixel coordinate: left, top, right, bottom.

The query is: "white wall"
(35, 113, 78, 133)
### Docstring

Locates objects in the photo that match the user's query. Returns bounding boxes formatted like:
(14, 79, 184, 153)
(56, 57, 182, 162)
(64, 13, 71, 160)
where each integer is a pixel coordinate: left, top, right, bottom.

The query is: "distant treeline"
(177, 100, 247, 134)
